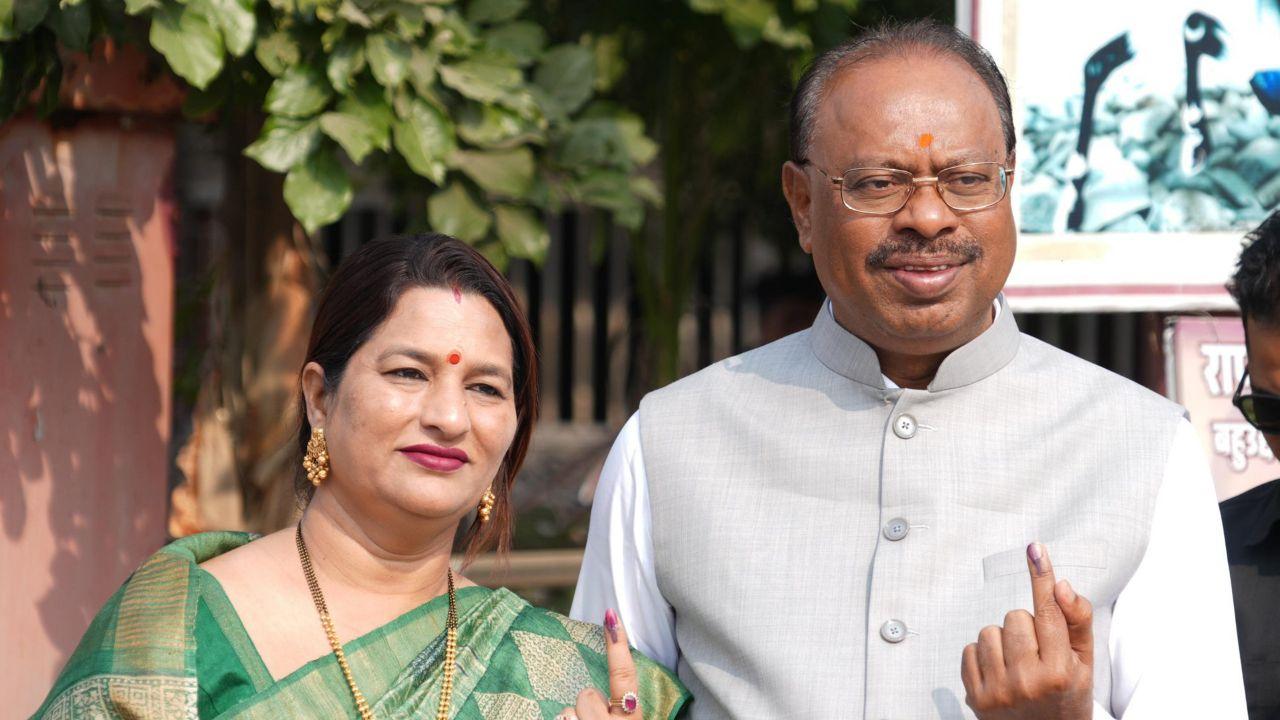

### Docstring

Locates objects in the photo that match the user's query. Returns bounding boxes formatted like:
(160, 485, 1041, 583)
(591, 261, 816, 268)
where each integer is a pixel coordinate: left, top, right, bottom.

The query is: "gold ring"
(608, 691, 639, 714)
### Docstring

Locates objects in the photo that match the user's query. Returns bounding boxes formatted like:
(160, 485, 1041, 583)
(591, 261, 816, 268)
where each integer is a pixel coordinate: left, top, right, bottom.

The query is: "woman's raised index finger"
(603, 608, 641, 716)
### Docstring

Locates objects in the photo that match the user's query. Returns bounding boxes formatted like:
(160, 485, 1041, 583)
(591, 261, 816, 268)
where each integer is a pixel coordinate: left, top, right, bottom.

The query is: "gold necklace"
(295, 523, 458, 720)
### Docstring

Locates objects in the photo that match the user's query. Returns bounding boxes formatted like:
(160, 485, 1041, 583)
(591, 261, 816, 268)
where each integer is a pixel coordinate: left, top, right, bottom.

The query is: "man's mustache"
(866, 234, 985, 268)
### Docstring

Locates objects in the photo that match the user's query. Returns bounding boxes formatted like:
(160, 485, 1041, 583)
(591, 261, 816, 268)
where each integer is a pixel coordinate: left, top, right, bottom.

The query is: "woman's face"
(304, 286, 519, 530)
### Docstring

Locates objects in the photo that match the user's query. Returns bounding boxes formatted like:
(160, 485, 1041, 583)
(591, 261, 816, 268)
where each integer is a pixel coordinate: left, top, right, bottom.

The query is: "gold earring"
(478, 488, 496, 524)
(303, 427, 329, 487)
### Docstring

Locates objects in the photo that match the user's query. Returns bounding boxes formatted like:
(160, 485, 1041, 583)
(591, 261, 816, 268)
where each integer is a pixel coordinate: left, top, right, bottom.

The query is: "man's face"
(782, 54, 1017, 358)
(1245, 317, 1280, 458)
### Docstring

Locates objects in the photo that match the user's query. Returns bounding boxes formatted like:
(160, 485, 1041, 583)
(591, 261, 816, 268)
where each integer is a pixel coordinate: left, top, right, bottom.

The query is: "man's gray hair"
(789, 19, 1016, 163)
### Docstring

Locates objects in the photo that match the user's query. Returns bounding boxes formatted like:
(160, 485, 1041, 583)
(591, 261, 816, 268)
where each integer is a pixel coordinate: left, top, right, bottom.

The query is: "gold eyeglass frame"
(804, 161, 1015, 215)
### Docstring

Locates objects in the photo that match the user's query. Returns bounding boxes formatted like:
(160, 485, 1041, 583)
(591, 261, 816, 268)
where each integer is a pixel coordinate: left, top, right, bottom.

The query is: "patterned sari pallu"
(34, 533, 689, 720)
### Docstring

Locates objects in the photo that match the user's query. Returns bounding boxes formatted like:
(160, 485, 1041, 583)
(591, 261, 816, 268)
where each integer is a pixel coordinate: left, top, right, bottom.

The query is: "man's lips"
(399, 444, 469, 472)
(879, 256, 970, 299)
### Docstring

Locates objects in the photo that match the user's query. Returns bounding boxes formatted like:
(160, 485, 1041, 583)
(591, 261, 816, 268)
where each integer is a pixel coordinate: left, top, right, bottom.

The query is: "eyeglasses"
(805, 161, 1014, 215)
(1233, 368, 1280, 435)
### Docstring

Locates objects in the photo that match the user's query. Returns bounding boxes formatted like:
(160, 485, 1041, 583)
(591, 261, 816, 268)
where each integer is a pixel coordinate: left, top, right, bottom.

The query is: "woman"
(34, 235, 688, 719)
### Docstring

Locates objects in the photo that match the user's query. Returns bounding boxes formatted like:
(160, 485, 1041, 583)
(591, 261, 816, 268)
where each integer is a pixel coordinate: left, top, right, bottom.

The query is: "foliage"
(538, 0, 942, 387)
(0, 0, 659, 262)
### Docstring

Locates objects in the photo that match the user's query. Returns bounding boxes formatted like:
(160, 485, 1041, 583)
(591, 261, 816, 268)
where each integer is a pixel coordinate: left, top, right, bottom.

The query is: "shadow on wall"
(0, 115, 173, 714)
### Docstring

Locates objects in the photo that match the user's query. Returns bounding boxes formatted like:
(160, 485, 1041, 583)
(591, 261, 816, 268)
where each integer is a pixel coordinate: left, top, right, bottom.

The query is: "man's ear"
(300, 361, 330, 429)
(782, 161, 815, 254)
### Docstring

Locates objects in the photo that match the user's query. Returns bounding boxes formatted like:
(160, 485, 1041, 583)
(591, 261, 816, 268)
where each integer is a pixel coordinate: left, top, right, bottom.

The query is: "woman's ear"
(301, 361, 330, 429)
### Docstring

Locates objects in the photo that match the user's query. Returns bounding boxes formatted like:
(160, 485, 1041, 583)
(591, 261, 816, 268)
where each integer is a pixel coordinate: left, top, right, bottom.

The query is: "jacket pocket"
(982, 541, 1109, 582)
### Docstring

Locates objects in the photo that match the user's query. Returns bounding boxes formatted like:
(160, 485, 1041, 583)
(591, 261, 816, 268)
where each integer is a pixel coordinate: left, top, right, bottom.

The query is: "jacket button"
(883, 518, 910, 541)
(880, 619, 907, 643)
(892, 414, 917, 439)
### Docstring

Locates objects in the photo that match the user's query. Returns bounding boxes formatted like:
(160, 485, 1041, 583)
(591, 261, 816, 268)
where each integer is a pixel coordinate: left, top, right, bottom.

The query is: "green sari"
(33, 532, 689, 720)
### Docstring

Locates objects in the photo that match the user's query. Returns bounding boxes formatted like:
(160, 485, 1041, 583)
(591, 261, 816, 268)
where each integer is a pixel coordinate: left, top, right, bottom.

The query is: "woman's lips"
(883, 260, 967, 299)
(399, 444, 468, 473)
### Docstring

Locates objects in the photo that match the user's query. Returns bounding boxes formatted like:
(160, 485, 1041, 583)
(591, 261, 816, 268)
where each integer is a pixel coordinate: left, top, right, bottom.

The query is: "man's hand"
(961, 542, 1094, 719)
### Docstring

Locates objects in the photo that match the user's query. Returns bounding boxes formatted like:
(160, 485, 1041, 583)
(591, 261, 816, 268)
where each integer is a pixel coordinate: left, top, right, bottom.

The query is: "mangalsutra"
(296, 523, 458, 720)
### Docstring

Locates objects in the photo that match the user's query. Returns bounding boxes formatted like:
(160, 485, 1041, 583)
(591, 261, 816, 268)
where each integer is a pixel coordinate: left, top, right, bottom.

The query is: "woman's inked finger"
(603, 608, 641, 716)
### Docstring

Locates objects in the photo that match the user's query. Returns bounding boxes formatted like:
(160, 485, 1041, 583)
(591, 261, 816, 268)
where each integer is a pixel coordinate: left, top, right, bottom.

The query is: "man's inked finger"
(1026, 541, 1070, 659)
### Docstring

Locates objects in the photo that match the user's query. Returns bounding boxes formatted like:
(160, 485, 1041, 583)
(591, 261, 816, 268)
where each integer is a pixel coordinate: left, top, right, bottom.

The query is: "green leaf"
(393, 97, 455, 184)
(150, 3, 224, 90)
(466, 0, 525, 24)
(284, 146, 354, 235)
(428, 181, 491, 242)
(406, 46, 438, 97)
(45, 0, 91, 52)
(575, 170, 644, 229)
(439, 53, 522, 103)
(337, 78, 395, 137)
(429, 10, 479, 55)
(534, 44, 594, 115)
(337, 0, 371, 27)
(761, 16, 811, 50)
(592, 33, 624, 92)
(453, 146, 533, 197)
(457, 102, 542, 148)
(197, 0, 256, 57)
(559, 113, 655, 169)
(392, 4, 428, 38)
(264, 65, 332, 118)
(366, 33, 411, 89)
(244, 116, 322, 172)
(494, 204, 547, 262)
(123, 0, 159, 14)
(327, 36, 366, 93)
(254, 29, 300, 77)
(483, 21, 545, 66)
(2, 0, 51, 38)
(320, 111, 382, 164)
(721, 0, 773, 48)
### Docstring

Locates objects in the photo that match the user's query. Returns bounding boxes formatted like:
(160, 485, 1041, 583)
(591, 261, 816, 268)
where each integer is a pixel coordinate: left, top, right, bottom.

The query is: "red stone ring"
(608, 691, 638, 714)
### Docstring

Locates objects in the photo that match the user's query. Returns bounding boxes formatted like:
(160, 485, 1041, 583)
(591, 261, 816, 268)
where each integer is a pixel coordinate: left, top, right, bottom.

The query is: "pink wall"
(0, 116, 175, 716)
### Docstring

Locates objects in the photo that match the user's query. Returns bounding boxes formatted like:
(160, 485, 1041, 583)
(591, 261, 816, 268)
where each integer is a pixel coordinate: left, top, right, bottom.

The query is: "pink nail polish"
(604, 608, 620, 643)
(1027, 542, 1046, 574)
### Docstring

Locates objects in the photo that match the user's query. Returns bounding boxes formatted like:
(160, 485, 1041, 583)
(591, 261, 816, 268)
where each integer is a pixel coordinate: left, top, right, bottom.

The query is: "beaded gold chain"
(295, 523, 458, 720)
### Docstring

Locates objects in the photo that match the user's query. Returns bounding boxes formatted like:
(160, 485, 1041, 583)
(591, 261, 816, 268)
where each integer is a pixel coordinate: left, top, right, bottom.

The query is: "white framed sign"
(961, 0, 1280, 312)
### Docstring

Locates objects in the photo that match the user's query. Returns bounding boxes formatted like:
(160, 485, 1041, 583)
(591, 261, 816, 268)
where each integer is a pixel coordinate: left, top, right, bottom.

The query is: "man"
(572, 19, 1246, 719)
(1221, 211, 1280, 718)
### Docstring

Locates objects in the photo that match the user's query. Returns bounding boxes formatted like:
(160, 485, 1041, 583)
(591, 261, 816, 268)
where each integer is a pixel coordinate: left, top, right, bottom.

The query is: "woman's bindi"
(918, 133, 933, 149)
(447, 351, 462, 365)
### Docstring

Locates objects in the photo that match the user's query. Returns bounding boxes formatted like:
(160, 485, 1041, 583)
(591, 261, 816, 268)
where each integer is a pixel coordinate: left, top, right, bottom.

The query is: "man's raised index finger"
(1026, 542, 1070, 654)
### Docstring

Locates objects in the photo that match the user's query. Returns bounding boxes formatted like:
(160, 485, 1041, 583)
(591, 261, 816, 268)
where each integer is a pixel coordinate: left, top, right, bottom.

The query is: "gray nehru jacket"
(637, 297, 1185, 719)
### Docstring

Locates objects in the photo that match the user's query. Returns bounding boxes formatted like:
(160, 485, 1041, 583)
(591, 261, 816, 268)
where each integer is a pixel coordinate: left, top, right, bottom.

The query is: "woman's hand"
(556, 608, 641, 720)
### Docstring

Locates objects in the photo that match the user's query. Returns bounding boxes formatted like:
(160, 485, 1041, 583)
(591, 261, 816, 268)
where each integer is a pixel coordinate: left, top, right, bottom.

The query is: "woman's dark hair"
(296, 233, 539, 561)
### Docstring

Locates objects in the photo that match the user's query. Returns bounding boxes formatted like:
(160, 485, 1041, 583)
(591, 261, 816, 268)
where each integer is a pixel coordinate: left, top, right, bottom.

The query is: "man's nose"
(892, 183, 961, 239)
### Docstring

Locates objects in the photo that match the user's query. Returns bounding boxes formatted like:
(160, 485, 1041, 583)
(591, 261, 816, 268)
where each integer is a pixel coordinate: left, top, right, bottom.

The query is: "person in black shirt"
(1222, 209, 1280, 719)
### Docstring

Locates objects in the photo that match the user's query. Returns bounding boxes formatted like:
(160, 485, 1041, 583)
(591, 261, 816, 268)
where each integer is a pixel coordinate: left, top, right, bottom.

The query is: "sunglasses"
(1233, 368, 1280, 435)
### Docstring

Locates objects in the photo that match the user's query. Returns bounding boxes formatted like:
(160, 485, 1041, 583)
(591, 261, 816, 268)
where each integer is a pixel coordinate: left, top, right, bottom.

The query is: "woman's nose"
(419, 381, 470, 438)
